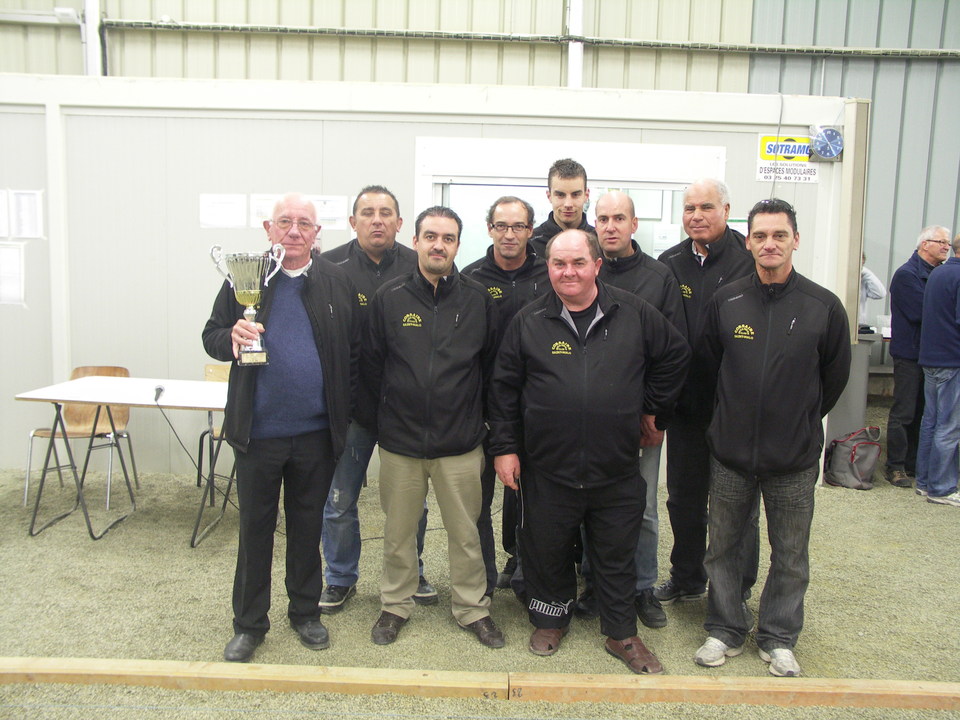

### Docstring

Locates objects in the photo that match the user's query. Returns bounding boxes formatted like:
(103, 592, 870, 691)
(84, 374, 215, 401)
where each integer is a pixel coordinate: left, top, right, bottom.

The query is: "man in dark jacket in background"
(529, 158, 594, 257)
(695, 198, 850, 678)
(318, 185, 436, 615)
(364, 206, 504, 649)
(489, 229, 689, 674)
(203, 193, 359, 663)
(885, 225, 950, 488)
(656, 178, 758, 608)
(462, 196, 548, 595)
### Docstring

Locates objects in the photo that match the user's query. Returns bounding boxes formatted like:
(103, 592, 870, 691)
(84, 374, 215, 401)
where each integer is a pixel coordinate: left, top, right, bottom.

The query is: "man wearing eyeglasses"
(317, 186, 437, 615)
(203, 193, 359, 662)
(885, 225, 950, 489)
(462, 196, 548, 596)
(529, 158, 594, 258)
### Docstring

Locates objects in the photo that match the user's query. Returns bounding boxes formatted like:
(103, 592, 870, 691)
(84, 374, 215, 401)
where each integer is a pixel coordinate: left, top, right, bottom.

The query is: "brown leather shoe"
(605, 636, 664, 674)
(371, 611, 407, 645)
(529, 626, 568, 656)
(458, 616, 505, 648)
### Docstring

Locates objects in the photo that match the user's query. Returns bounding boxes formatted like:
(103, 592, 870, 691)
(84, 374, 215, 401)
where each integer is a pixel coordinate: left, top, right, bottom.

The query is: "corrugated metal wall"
(0, 0, 752, 90)
(749, 0, 960, 297)
(0, 0, 84, 75)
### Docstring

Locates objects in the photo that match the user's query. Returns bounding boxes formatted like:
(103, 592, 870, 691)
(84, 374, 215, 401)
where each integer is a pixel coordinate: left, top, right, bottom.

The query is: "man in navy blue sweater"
(886, 226, 950, 488)
(916, 231, 960, 506)
(203, 193, 359, 663)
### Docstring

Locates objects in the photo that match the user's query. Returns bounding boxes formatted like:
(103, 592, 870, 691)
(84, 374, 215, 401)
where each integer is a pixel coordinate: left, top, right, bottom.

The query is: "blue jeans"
(916, 367, 960, 497)
(321, 421, 427, 586)
(704, 458, 818, 652)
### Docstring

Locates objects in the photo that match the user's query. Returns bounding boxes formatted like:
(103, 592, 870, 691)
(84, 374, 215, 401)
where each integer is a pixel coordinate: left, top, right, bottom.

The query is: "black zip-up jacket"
(700, 270, 851, 477)
(363, 266, 499, 459)
(461, 246, 549, 348)
(320, 239, 417, 316)
(321, 239, 417, 427)
(529, 213, 595, 258)
(488, 280, 690, 489)
(658, 226, 753, 421)
(599, 240, 686, 335)
(202, 258, 360, 458)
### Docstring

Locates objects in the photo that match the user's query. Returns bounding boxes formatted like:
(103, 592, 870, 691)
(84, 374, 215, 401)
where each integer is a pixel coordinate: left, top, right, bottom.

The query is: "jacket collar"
(544, 278, 620, 319)
(752, 267, 798, 298)
(351, 238, 400, 272)
(602, 240, 645, 273)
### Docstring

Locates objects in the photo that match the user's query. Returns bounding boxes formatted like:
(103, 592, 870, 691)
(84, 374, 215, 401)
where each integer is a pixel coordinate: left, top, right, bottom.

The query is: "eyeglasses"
(273, 218, 319, 233)
(925, 239, 950, 247)
(491, 223, 530, 234)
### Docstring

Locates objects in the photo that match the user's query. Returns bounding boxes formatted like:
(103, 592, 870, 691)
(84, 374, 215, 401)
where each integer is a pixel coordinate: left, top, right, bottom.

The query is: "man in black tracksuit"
(694, 198, 850, 677)
(364, 206, 504, 649)
(461, 195, 548, 595)
(529, 158, 595, 257)
(203, 193, 359, 663)
(317, 185, 435, 615)
(655, 179, 759, 606)
(489, 229, 689, 674)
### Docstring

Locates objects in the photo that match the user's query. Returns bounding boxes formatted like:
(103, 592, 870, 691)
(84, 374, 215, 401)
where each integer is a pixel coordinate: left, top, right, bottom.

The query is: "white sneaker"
(759, 647, 802, 677)
(694, 637, 743, 667)
(927, 491, 960, 507)
(916, 487, 928, 497)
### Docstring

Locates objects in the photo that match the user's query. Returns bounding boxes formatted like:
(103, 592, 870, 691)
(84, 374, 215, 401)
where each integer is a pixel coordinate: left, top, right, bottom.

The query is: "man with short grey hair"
(656, 179, 757, 608)
(886, 225, 951, 488)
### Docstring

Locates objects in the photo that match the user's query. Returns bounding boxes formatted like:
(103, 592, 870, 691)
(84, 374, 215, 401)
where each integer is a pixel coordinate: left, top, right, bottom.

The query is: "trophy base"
(238, 349, 268, 366)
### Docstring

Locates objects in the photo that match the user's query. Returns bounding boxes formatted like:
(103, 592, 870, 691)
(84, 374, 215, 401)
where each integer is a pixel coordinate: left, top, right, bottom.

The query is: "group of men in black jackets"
(204, 161, 850, 678)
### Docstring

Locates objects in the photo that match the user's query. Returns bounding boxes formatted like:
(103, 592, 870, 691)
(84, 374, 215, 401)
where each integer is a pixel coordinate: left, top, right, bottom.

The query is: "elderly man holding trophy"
(203, 193, 360, 663)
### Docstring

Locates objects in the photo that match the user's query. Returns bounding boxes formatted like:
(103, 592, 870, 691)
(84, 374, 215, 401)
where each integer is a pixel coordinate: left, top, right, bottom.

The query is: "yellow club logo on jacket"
(402, 313, 423, 328)
(733, 324, 755, 340)
(551, 340, 573, 355)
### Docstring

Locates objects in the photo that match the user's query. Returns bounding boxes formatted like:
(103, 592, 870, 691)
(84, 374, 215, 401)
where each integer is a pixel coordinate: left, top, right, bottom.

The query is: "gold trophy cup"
(210, 243, 286, 365)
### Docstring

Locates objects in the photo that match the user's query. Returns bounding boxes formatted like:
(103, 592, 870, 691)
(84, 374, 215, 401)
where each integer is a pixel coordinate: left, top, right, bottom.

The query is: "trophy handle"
(264, 243, 286, 286)
(210, 245, 234, 286)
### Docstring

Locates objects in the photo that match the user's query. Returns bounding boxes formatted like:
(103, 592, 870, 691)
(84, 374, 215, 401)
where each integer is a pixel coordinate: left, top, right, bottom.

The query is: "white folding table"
(17, 376, 229, 542)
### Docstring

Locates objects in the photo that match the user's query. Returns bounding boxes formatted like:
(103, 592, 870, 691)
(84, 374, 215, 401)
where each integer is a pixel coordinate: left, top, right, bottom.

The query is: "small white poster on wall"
(756, 135, 819, 184)
(199, 194, 248, 229)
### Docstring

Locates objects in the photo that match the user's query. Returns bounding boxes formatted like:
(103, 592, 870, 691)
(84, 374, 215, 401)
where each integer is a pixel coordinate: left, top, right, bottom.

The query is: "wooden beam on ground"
(1, 657, 959, 710)
(508, 672, 960, 710)
(0, 657, 508, 700)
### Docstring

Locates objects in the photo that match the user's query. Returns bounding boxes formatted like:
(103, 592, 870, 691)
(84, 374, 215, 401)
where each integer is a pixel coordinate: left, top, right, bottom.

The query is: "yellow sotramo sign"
(759, 136, 811, 162)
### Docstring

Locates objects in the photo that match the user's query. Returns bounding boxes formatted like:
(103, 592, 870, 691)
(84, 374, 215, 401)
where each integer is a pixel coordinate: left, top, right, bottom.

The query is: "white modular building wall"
(1, 73, 865, 473)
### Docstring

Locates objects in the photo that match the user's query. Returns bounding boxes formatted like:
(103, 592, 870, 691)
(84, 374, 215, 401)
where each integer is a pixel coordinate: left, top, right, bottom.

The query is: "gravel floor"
(1, 395, 957, 719)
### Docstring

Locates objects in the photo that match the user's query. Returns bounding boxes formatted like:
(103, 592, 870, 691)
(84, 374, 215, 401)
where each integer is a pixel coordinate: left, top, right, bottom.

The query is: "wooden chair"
(24, 365, 139, 508)
(192, 363, 235, 547)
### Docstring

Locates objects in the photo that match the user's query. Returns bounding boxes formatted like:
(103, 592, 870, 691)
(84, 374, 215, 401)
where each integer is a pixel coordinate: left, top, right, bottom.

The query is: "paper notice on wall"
(10, 190, 43, 237)
(199, 194, 248, 229)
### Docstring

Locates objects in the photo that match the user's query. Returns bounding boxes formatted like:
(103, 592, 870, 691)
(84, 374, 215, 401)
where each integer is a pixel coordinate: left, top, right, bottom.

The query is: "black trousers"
(232, 429, 335, 637)
(665, 420, 760, 596)
(886, 357, 925, 472)
(520, 470, 644, 641)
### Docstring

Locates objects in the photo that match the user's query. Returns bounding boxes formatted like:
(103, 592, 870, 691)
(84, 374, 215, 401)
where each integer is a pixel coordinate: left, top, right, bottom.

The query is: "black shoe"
(318, 584, 356, 615)
(290, 618, 330, 650)
(413, 575, 439, 606)
(573, 586, 600, 619)
(886, 468, 913, 488)
(635, 588, 667, 629)
(223, 632, 263, 662)
(458, 615, 505, 648)
(371, 611, 407, 645)
(496, 556, 517, 589)
(653, 577, 706, 605)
